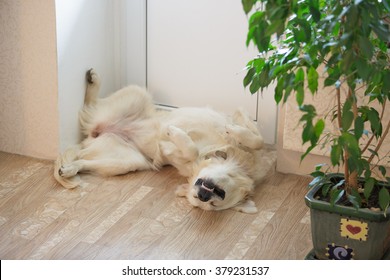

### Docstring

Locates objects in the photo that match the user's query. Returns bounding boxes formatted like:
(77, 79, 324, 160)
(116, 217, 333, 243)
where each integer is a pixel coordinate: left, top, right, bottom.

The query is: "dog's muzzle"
(195, 178, 225, 202)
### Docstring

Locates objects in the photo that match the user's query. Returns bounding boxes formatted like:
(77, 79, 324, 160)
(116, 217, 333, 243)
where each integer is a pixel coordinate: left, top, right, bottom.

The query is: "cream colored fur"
(54, 69, 268, 213)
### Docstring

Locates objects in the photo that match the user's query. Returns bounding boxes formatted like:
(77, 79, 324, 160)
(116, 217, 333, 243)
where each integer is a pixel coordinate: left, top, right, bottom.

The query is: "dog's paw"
(225, 125, 264, 150)
(233, 200, 258, 214)
(86, 68, 99, 85)
(166, 125, 181, 137)
(175, 184, 189, 197)
(58, 164, 79, 178)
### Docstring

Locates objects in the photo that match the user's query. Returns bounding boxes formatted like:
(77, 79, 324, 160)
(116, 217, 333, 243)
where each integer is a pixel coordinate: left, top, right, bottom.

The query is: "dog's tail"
(53, 145, 84, 189)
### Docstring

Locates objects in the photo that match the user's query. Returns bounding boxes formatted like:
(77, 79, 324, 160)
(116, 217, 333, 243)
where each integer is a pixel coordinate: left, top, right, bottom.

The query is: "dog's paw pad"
(86, 68, 98, 84)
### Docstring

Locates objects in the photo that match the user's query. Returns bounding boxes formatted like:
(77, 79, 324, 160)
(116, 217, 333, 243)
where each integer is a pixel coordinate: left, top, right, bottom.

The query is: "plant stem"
(336, 87, 342, 132)
(336, 87, 352, 192)
(362, 99, 387, 154)
(367, 119, 390, 165)
(349, 88, 359, 191)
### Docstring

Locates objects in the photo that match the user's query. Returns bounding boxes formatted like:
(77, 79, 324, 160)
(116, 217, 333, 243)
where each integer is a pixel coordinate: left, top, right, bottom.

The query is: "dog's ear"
(215, 150, 227, 160)
(233, 199, 258, 213)
(175, 184, 189, 197)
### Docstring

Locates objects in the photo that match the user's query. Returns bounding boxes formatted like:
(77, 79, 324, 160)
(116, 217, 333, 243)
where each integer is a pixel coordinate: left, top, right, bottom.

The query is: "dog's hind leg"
(225, 124, 264, 150)
(58, 137, 155, 178)
(59, 158, 151, 177)
(225, 108, 264, 150)
(84, 68, 101, 106)
(232, 108, 260, 135)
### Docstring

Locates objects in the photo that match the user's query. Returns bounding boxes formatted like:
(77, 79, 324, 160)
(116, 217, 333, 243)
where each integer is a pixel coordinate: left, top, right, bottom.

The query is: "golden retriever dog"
(54, 69, 269, 213)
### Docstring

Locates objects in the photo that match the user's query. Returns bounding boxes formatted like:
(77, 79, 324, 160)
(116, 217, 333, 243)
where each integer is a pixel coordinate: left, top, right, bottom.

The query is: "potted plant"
(241, 0, 390, 259)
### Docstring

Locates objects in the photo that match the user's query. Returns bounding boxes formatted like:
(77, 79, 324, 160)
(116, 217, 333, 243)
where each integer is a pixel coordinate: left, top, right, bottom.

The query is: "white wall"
(122, 0, 147, 88)
(146, 0, 277, 144)
(55, 0, 119, 152)
(0, 0, 59, 160)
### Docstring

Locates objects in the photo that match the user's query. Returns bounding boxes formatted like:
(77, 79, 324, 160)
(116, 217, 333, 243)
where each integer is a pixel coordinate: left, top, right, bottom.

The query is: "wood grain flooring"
(0, 151, 313, 259)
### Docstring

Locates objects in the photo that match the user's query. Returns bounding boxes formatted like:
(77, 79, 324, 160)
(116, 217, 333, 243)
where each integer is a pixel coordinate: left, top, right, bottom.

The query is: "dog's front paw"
(58, 164, 79, 178)
(166, 125, 181, 137)
(233, 200, 258, 214)
(175, 184, 189, 197)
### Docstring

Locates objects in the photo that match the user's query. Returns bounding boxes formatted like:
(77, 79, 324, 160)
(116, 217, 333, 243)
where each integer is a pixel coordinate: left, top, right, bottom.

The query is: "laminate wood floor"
(0, 150, 313, 260)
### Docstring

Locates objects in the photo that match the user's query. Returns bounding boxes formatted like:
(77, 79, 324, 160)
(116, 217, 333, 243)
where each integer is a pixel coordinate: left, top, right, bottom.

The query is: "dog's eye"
(195, 178, 203, 186)
(213, 187, 225, 200)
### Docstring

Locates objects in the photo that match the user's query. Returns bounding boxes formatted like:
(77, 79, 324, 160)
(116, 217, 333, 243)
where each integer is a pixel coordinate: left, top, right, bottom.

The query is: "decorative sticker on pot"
(326, 243, 354, 260)
(340, 218, 368, 241)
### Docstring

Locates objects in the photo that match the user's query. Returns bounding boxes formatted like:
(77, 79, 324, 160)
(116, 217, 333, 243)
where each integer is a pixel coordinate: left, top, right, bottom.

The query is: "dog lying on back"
(54, 69, 269, 213)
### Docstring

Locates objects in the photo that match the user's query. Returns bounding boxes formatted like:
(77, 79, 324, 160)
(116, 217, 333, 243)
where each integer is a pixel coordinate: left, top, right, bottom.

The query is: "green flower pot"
(304, 175, 390, 260)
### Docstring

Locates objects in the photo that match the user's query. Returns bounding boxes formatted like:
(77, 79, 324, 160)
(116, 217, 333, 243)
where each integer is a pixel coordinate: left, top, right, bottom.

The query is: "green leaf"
(330, 189, 345, 207)
(342, 111, 354, 132)
(379, 188, 390, 211)
(330, 144, 342, 166)
(341, 50, 354, 73)
(307, 67, 319, 94)
(248, 10, 263, 27)
(382, 70, 390, 96)
(367, 108, 382, 137)
(243, 67, 256, 88)
(292, 28, 306, 43)
(274, 77, 284, 104)
(368, 148, 378, 157)
(242, 0, 254, 14)
(311, 170, 325, 178)
(302, 123, 314, 144)
(324, 67, 341, 87)
(346, 4, 358, 28)
(249, 74, 261, 94)
(258, 63, 271, 89)
(308, 176, 323, 188)
(309, 6, 321, 22)
(348, 188, 362, 209)
(379, 165, 387, 177)
(355, 58, 371, 80)
(295, 68, 304, 82)
(301, 145, 315, 161)
(340, 132, 361, 158)
(297, 19, 312, 43)
(266, 19, 285, 38)
(252, 21, 271, 52)
(354, 116, 364, 139)
(358, 36, 374, 59)
(363, 177, 375, 200)
(371, 23, 390, 42)
(296, 86, 304, 106)
(246, 26, 256, 47)
(383, 0, 390, 12)
(314, 119, 325, 138)
(295, 68, 305, 105)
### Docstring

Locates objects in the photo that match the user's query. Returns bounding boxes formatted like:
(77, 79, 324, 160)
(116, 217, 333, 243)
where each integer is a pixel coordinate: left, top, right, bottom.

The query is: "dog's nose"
(198, 188, 212, 202)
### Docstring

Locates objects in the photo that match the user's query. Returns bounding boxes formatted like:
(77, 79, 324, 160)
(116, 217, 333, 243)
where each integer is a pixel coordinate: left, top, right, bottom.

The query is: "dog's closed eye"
(213, 187, 225, 200)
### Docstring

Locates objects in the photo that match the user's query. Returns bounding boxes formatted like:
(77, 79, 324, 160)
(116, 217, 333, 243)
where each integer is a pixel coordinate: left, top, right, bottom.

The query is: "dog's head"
(176, 156, 257, 213)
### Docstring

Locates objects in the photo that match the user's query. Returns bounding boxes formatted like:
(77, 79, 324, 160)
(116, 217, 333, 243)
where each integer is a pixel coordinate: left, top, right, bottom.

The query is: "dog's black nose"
(198, 188, 212, 202)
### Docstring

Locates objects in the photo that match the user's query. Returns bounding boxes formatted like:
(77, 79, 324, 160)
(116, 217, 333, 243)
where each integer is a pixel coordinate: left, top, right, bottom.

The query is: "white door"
(125, 0, 277, 144)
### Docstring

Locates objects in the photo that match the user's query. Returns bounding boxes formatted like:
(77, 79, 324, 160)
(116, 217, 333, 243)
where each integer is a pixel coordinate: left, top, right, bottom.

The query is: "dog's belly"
(88, 117, 160, 158)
